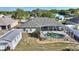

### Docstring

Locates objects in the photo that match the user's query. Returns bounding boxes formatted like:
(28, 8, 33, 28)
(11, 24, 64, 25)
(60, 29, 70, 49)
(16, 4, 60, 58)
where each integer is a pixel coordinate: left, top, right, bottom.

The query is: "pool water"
(45, 33, 65, 39)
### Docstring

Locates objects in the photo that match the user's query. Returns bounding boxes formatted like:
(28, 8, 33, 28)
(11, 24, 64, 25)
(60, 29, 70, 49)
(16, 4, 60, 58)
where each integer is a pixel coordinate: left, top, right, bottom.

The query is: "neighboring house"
(0, 14, 12, 18)
(21, 17, 64, 33)
(65, 25, 79, 42)
(4, 15, 12, 19)
(69, 17, 79, 30)
(0, 18, 18, 30)
(63, 17, 79, 42)
(55, 14, 74, 20)
(64, 14, 74, 20)
(0, 14, 5, 18)
(0, 29, 23, 50)
(64, 21, 75, 28)
(55, 14, 64, 20)
(20, 19, 28, 23)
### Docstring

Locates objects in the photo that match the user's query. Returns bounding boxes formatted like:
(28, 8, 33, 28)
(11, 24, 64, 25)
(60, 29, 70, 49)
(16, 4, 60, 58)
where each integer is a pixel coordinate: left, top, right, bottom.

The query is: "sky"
(0, 7, 78, 11)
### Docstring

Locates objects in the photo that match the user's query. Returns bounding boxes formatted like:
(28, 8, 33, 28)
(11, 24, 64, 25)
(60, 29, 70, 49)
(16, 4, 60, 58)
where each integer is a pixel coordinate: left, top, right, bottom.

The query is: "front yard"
(13, 32, 79, 51)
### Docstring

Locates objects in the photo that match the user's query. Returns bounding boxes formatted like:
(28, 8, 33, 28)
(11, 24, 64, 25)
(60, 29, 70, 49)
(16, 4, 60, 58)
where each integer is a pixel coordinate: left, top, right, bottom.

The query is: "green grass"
(44, 42, 69, 47)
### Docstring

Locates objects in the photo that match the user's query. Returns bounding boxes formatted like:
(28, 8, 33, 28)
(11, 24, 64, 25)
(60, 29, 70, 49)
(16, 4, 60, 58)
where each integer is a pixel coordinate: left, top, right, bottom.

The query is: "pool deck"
(40, 31, 78, 44)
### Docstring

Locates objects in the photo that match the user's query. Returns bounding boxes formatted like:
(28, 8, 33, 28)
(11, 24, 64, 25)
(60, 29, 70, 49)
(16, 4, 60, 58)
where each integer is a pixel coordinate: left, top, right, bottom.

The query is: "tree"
(12, 9, 30, 20)
(49, 9, 58, 13)
(32, 9, 54, 18)
(58, 10, 70, 15)
(68, 8, 79, 15)
(68, 9, 76, 14)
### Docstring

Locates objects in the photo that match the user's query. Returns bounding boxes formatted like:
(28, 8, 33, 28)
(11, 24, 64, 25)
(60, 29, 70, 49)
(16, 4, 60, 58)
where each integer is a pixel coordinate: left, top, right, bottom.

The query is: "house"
(55, 14, 74, 20)
(55, 14, 64, 20)
(69, 17, 79, 30)
(4, 15, 12, 18)
(0, 29, 23, 50)
(21, 17, 64, 33)
(0, 17, 18, 30)
(64, 14, 74, 20)
(0, 14, 12, 18)
(65, 25, 79, 42)
(0, 14, 5, 18)
(63, 17, 79, 42)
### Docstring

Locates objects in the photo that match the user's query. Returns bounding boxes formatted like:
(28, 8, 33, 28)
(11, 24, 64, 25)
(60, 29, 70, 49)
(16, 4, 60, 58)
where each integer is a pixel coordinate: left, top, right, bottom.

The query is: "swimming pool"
(45, 33, 65, 39)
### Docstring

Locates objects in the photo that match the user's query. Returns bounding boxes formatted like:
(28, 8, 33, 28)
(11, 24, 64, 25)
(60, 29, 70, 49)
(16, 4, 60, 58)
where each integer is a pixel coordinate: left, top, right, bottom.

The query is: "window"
(41, 27, 48, 31)
(49, 26, 53, 31)
(7, 25, 11, 29)
(53, 26, 56, 31)
(57, 26, 63, 31)
(0, 43, 7, 45)
(1, 26, 6, 30)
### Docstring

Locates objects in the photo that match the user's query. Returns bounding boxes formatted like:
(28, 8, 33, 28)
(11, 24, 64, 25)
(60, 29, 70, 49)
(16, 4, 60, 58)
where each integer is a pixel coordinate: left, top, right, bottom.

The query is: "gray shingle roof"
(21, 17, 63, 28)
(66, 26, 79, 38)
(69, 17, 79, 24)
(0, 29, 23, 42)
(0, 18, 17, 25)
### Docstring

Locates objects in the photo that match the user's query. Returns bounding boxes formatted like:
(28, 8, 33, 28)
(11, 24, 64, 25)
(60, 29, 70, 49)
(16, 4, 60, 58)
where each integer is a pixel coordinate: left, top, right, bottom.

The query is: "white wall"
(0, 29, 23, 50)
(65, 25, 75, 29)
(0, 41, 8, 50)
(55, 14, 65, 20)
(25, 28, 36, 33)
(10, 32, 22, 49)
(10, 20, 18, 28)
(0, 27, 1, 30)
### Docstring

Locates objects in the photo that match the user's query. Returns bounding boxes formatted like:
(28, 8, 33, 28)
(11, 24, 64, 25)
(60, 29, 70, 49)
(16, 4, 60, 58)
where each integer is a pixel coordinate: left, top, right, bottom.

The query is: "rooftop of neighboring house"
(0, 14, 12, 18)
(0, 29, 23, 42)
(21, 17, 63, 28)
(56, 13, 75, 18)
(0, 17, 18, 26)
(67, 26, 79, 38)
(69, 16, 79, 24)
(64, 21, 76, 25)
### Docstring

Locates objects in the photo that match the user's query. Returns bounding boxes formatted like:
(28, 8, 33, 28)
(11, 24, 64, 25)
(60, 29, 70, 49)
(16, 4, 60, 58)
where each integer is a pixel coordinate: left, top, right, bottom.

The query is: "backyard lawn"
(13, 32, 79, 51)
